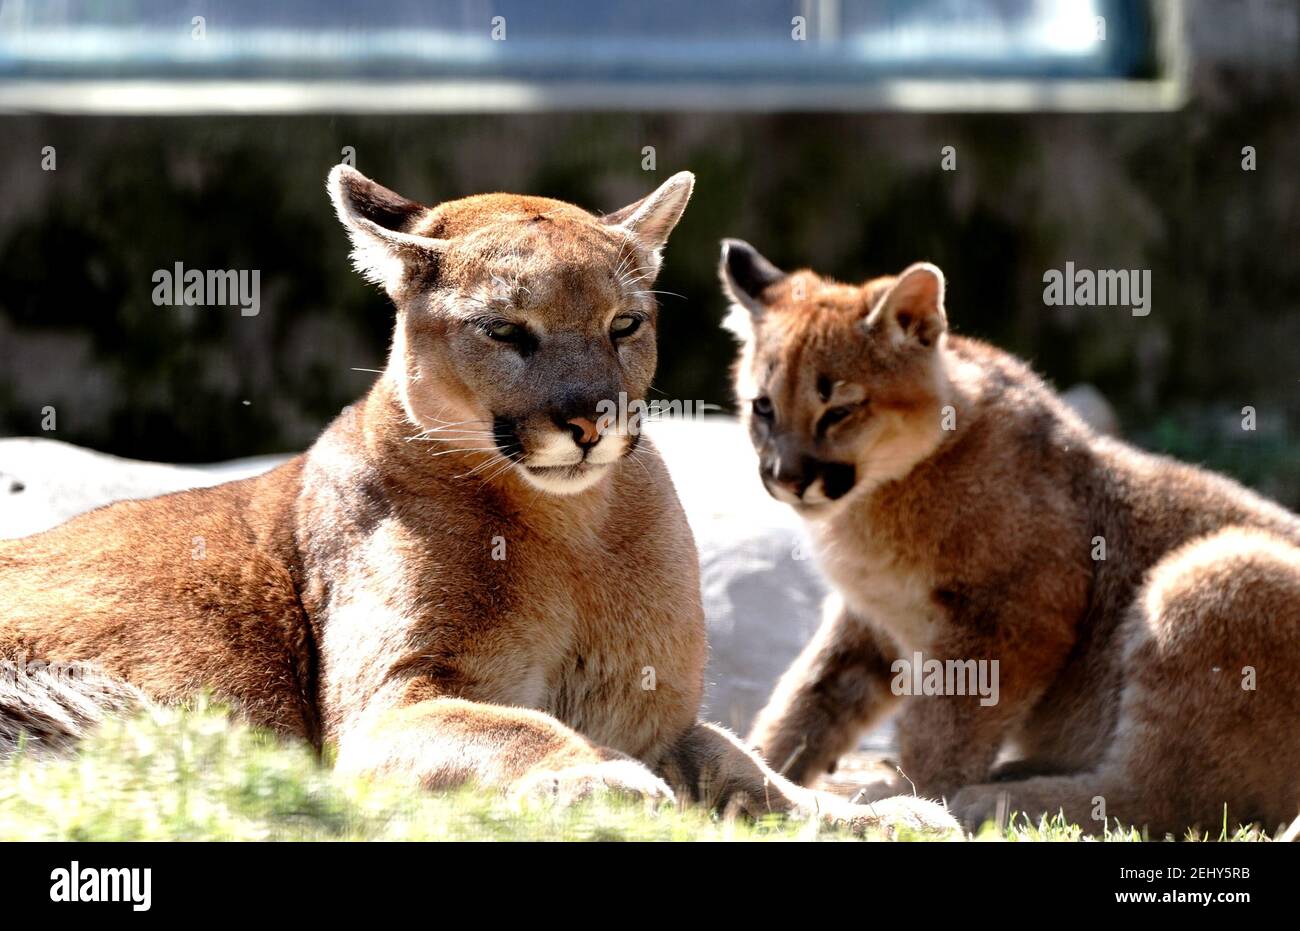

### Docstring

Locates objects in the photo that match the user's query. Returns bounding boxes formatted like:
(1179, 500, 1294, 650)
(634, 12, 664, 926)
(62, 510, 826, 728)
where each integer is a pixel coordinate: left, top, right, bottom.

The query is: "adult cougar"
(0, 171, 953, 835)
(720, 239, 1300, 836)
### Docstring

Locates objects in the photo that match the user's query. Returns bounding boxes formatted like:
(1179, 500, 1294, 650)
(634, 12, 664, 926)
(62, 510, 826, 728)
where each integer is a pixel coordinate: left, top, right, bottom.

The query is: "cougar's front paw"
(511, 759, 676, 808)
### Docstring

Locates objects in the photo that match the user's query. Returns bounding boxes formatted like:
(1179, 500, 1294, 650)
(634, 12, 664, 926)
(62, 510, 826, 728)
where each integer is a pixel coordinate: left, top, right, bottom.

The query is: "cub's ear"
(719, 238, 786, 338)
(327, 164, 446, 293)
(603, 171, 695, 261)
(866, 262, 947, 349)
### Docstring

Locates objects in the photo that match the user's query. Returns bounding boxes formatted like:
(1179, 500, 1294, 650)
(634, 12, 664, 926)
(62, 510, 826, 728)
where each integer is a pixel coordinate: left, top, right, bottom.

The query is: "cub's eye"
(817, 405, 859, 434)
(486, 321, 527, 343)
(610, 315, 642, 339)
(752, 397, 774, 418)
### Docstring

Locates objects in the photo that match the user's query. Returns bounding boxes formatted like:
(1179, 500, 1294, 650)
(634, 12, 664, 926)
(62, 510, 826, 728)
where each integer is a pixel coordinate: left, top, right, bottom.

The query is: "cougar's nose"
(563, 416, 601, 450)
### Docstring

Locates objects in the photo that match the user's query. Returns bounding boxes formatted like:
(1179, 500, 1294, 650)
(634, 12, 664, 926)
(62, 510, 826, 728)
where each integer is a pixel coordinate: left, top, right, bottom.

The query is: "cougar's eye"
(610, 315, 642, 339)
(486, 321, 527, 343)
(752, 397, 774, 418)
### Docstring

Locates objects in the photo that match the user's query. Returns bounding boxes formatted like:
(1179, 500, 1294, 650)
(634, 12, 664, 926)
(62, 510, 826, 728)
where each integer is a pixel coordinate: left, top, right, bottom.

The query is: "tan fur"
(0, 174, 956, 835)
(721, 240, 1300, 836)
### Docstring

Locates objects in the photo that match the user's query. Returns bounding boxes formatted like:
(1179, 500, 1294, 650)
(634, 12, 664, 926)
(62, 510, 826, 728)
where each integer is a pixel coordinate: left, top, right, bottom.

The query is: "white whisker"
(624, 449, 656, 483)
(426, 447, 496, 459)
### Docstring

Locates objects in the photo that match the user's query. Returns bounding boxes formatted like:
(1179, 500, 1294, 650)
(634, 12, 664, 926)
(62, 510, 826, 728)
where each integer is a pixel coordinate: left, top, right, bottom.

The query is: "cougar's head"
(719, 239, 951, 515)
(329, 166, 694, 495)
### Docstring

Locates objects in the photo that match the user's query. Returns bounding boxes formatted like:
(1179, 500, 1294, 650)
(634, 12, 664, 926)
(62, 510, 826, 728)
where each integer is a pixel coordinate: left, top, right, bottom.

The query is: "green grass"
(0, 702, 1276, 842)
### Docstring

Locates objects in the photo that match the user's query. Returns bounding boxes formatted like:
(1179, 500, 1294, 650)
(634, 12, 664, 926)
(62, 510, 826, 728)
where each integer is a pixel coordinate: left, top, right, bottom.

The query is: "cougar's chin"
(517, 461, 612, 495)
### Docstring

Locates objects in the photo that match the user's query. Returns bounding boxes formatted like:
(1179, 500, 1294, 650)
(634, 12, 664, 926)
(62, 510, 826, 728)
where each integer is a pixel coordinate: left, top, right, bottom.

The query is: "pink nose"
(566, 416, 600, 448)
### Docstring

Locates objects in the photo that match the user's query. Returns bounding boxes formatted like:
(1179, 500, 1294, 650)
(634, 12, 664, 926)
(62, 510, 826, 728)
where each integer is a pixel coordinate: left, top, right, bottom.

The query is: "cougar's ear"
(603, 171, 695, 267)
(719, 238, 786, 339)
(327, 165, 447, 293)
(866, 262, 947, 349)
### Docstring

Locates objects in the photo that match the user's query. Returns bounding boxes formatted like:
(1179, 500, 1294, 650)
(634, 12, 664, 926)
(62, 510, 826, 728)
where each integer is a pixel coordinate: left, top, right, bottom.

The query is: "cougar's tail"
(0, 661, 145, 758)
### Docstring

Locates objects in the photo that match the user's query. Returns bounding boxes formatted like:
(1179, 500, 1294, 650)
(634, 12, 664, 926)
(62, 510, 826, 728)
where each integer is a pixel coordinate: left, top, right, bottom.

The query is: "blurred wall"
(1, 0, 1296, 503)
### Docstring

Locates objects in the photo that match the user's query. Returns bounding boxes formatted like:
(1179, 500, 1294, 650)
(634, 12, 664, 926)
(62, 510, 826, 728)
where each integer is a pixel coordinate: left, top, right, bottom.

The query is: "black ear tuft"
(720, 239, 786, 308)
(327, 165, 446, 292)
(336, 169, 425, 234)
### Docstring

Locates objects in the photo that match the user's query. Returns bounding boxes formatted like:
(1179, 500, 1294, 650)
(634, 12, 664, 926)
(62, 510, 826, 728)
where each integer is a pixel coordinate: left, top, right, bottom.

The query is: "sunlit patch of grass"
(969, 811, 1144, 842)
(969, 809, 1275, 843)
(0, 701, 906, 842)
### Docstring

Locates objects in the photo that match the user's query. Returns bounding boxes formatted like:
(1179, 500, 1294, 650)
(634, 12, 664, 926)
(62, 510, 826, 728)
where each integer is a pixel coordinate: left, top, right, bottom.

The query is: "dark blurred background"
(0, 0, 1296, 504)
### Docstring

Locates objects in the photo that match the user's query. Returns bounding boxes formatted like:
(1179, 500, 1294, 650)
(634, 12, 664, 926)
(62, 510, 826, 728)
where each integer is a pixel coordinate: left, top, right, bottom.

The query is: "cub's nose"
(563, 416, 601, 450)
(762, 457, 811, 497)
(761, 456, 856, 502)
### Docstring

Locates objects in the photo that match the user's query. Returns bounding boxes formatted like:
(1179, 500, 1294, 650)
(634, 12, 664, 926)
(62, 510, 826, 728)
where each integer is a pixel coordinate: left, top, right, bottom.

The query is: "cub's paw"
(950, 785, 1007, 832)
(951, 782, 1067, 833)
(511, 759, 676, 808)
(820, 793, 963, 839)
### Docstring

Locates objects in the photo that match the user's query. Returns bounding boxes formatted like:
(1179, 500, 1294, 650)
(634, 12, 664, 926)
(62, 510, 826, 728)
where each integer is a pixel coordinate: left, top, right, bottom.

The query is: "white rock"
(645, 418, 828, 733)
(0, 438, 286, 540)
